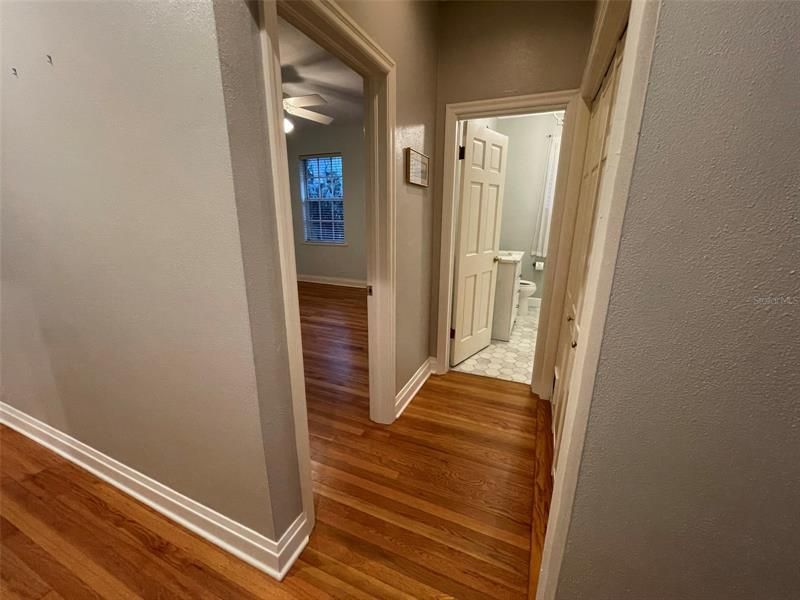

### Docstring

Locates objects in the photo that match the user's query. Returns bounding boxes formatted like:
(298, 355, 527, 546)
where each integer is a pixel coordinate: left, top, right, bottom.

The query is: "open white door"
(552, 40, 624, 467)
(450, 122, 509, 366)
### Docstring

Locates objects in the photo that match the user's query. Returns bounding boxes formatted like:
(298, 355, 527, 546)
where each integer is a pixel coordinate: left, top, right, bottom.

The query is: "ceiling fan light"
(283, 118, 294, 134)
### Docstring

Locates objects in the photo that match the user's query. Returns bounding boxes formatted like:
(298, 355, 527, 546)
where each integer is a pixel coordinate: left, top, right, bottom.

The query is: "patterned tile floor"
(453, 306, 540, 384)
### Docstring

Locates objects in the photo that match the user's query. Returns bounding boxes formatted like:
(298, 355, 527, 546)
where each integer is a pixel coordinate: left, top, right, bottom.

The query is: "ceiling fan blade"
(283, 94, 327, 108)
(285, 105, 334, 125)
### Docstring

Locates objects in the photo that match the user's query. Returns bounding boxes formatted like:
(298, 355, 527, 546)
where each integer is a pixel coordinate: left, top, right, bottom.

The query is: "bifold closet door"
(552, 39, 625, 468)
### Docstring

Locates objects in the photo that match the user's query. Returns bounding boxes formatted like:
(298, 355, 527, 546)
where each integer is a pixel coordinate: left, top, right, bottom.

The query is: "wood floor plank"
(307, 523, 446, 599)
(311, 432, 534, 514)
(4, 476, 210, 600)
(1, 281, 554, 598)
(313, 480, 526, 574)
(529, 396, 554, 596)
(311, 460, 531, 549)
(0, 427, 61, 483)
(299, 546, 417, 600)
(0, 542, 54, 600)
(312, 522, 489, 600)
(1, 479, 141, 599)
(315, 494, 526, 597)
(86, 483, 299, 600)
(2, 524, 102, 600)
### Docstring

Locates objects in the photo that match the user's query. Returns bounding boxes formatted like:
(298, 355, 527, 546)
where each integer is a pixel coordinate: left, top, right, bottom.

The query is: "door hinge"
(367, 285, 373, 296)
(458, 145, 465, 160)
(450, 328, 456, 339)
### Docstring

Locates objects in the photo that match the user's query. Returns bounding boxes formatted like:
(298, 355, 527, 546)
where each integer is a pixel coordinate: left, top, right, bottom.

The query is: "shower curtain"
(531, 133, 561, 258)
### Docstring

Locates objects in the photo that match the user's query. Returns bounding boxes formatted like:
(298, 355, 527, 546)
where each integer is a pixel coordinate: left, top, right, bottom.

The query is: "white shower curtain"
(531, 134, 561, 258)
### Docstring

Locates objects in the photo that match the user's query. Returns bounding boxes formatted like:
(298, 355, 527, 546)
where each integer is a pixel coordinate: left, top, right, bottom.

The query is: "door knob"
(493, 256, 500, 262)
(571, 341, 577, 348)
(567, 316, 574, 322)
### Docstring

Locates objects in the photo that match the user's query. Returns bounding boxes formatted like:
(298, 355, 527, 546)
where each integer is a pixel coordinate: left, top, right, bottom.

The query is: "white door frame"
(266, 0, 397, 425)
(535, 1, 659, 598)
(257, 0, 397, 532)
(433, 89, 579, 398)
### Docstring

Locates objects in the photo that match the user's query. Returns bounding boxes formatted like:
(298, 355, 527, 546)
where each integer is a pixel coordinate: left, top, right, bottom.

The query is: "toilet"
(518, 280, 537, 315)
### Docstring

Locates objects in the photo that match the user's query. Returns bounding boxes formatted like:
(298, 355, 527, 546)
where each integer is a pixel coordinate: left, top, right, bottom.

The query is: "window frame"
(298, 152, 347, 246)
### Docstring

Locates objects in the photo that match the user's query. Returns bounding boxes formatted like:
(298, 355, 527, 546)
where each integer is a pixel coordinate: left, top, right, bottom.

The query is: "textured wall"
(430, 0, 595, 354)
(213, 0, 303, 538)
(287, 123, 367, 282)
(556, 1, 800, 597)
(436, 0, 595, 105)
(1, 0, 282, 538)
(337, 0, 440, 390)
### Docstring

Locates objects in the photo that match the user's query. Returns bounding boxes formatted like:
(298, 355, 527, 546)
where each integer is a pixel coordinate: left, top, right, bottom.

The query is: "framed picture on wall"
(405, 148, 430, 187)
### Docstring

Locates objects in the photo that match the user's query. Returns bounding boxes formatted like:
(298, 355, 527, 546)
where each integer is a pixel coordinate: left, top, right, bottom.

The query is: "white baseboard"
(394, 357, 434, 419)
(296, 274, 367, 288)
(431, 356, 449, 375)
(0, 402, 309, 581)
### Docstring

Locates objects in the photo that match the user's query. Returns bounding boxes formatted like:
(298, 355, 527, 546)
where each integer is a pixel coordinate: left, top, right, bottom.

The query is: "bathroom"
(453, 110, 563, 384)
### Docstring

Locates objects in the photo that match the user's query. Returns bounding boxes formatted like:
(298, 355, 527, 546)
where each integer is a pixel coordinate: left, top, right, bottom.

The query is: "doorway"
(277, 15, 371, 413)
(450, 111, 565, 384)
(262, 0, 398, 431)
(434, 91, 579, 397)
(257, 0, 399, 544)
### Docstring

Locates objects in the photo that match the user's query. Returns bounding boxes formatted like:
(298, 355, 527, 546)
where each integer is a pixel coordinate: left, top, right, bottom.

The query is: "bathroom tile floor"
(453, 305, 540, 384)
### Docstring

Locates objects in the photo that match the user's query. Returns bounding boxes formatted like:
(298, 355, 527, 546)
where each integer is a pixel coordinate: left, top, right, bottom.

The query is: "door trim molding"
(258, 0, 316, 539)
(276, 0, 397, 423)
(535, 1, 660, 598)
(433, 90, 578, 392)
(257, 0, 397, 547)
(0, 402, 310, 581)
(274, 0, 397, 425)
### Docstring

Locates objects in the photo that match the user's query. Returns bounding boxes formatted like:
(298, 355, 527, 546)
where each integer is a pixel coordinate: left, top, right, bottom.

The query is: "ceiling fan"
(283, 94, 333, 133)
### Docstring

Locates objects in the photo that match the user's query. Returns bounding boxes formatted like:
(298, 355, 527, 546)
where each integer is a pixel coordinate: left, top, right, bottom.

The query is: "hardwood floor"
(1, 281, 553, 599)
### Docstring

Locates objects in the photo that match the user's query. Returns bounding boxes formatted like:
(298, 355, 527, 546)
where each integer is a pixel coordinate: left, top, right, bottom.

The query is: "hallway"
(299, 281, 554, 597)
(0, 283, 553, 599)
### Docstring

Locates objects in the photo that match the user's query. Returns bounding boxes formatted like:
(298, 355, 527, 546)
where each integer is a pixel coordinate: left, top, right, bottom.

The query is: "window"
(300, 154, 345, 244)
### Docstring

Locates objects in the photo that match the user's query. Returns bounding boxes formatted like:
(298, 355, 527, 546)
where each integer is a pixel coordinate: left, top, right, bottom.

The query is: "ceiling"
(277, 18, 364, 130)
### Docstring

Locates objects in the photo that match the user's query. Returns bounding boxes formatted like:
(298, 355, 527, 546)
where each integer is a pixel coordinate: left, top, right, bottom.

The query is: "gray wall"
(556, 1, 800, 598)
(213, 0, 302, 538)
(436, 0, 595, 105)
(338, 0, 439, 390)
(1, 0, 301, 539)
(287, 123, 367, 282)
(494, 113, 560, 293)
(430, 0, 595, 354)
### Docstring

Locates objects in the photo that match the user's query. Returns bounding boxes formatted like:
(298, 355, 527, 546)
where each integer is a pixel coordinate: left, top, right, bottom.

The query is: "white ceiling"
(277, 18, 363, 130)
